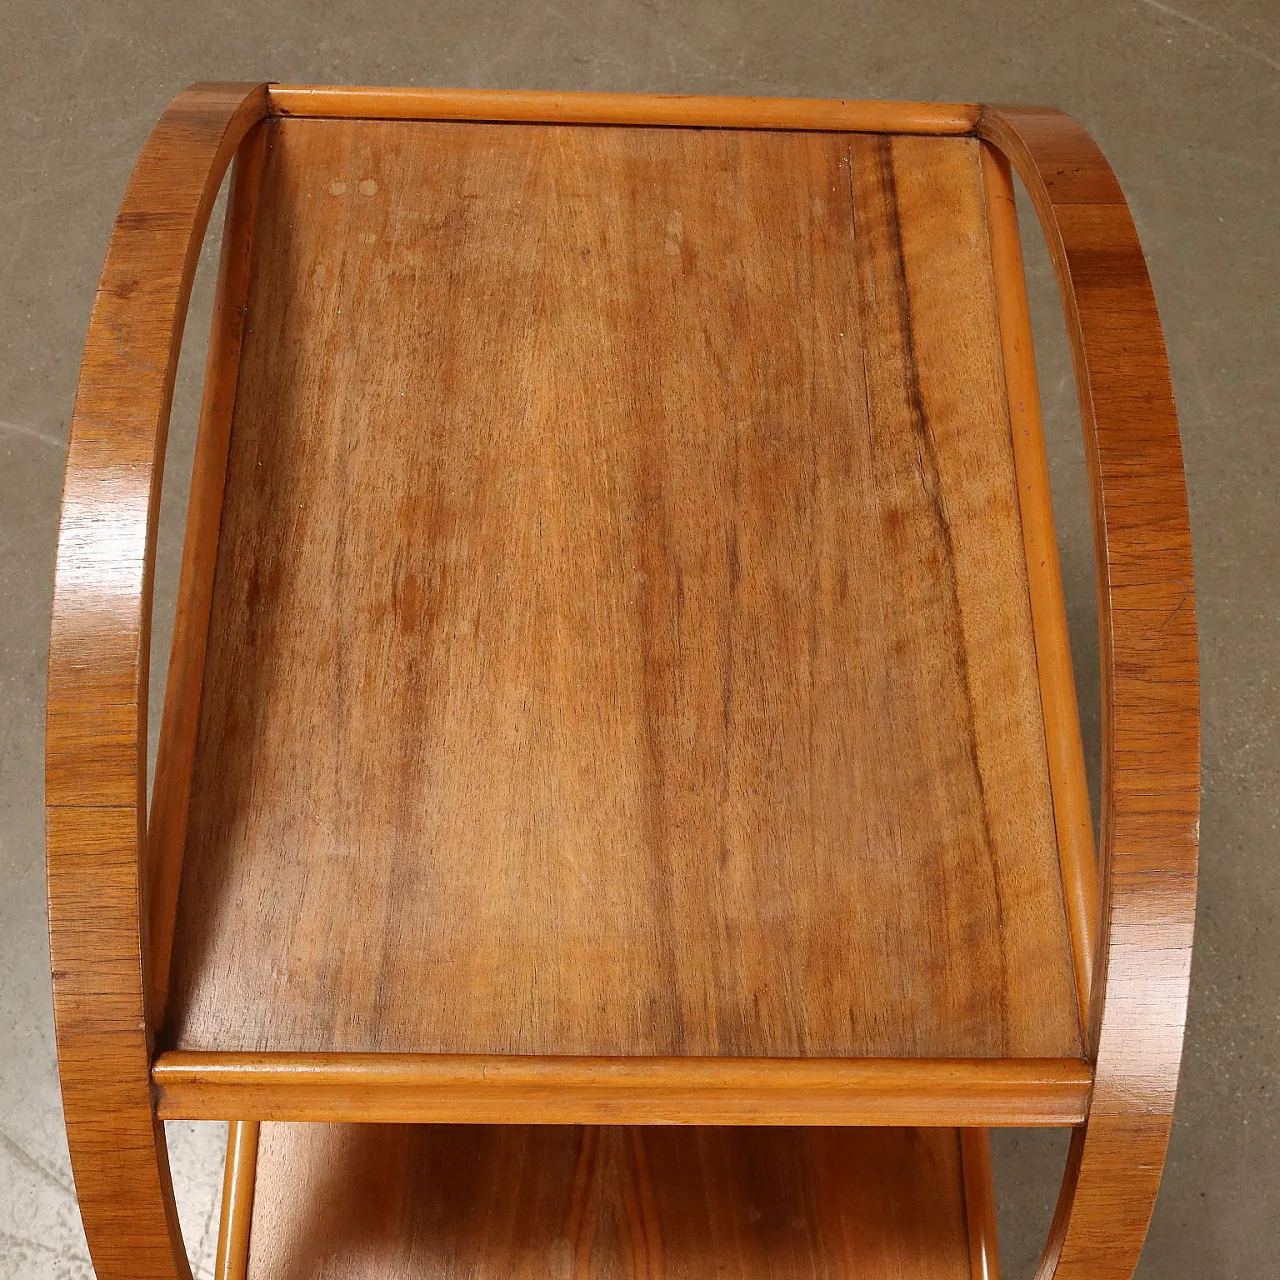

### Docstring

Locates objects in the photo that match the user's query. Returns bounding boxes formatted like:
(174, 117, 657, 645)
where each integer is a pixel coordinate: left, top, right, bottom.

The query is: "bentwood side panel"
(978, 105, 1200, 1280)
(47, 82, 269, 1280)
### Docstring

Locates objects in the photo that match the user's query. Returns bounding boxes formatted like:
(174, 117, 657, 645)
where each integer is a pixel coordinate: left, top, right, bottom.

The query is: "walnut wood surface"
(977, 106, 1199, 1280)
(243, 1123, 977, 1280)
(166, 120, 1079, 1062)
(45, 82, 269, 1280)
(267, 85, 979, 133)
(152, 1052, 1092, 1126)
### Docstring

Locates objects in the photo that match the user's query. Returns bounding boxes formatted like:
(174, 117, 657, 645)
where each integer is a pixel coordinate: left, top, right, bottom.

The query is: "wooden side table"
(46, 84, 1199, 1280)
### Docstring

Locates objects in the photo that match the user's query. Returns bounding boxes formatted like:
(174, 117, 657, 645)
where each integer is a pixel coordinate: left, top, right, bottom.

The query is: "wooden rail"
(152, 1053, 1093, 1127)
(267, 85, 979, 133)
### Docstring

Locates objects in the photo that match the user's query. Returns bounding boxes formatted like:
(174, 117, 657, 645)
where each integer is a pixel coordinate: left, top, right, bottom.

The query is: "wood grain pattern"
(268, 85, 979, 133)
(165, 120, 1078, 1062)
(978, 106, 1199, 1280)
(213, 1122, 259, 1280)
(243, 1123, 976, 1280)
(46, 82, 268, 1280)
(152, 1052, 1092, 1126)
(979, 143, 1099, 1014)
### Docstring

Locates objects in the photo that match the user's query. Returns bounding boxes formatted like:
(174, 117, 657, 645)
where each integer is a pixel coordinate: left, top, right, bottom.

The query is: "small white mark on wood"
(328, 181, 347, 196)
(359, 178, 379, 196)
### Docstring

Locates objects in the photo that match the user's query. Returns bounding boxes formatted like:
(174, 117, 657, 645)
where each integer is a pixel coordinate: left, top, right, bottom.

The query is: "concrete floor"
(2, 2, 1276, 1277)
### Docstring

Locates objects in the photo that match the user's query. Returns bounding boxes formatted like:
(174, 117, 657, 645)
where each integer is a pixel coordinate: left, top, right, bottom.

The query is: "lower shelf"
(220, 1122, 997, 1279)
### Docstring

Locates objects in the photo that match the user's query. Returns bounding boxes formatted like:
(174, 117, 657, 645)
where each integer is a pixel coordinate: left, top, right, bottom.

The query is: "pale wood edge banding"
(151, 1054, 1091, 1126)
(978, 105, 1199, 1280)
(46, 82, 269, 1280)
(148, 120, 269, 1027)
(961, 1129, 1002, 1280)
(212, 1121, 259, 1280)
(978, 141, 1100, 1019)
(266, 85, 979, 133)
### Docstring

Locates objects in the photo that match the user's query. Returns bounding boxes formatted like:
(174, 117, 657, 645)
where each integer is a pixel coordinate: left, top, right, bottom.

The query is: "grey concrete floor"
(2, 2, 1276, 1277)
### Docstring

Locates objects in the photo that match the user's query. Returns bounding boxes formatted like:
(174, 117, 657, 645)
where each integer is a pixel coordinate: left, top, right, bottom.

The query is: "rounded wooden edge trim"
(213, 1121, 259, 1280)
(266, 85, 980, 133)
(978, 141, 1100, 1018)
(151, 1053, 1092, 1126)
(148, 116, 270, 1027)
(46, 81, 269, 1280)
(960, 1130, 1002, 1280)
(977, 105, 1199, 1280)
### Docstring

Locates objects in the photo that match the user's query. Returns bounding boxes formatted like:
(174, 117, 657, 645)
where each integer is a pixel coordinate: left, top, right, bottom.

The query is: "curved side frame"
(46, 82, 268, 1280)
(977, 107, 1200, 1279)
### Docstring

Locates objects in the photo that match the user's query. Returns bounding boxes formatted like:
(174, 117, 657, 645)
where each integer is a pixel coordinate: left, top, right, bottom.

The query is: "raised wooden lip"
(266, 85, 980, 134)
(152, 1052, 1091, 1126)
(980, 142, 1100, 1019)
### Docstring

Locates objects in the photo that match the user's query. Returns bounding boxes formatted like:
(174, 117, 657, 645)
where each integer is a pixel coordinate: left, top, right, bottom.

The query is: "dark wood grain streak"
(46, 82, 268, 1280)
(243, 1123, 976, 1280)
(166, 120, 1078, 1063)
(848, 132, 1079, 1056)
(978, 106, 1199, 1280)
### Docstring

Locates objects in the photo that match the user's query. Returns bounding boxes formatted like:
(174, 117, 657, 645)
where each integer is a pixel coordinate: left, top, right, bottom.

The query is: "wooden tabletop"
(164, 117, 1080, 1061)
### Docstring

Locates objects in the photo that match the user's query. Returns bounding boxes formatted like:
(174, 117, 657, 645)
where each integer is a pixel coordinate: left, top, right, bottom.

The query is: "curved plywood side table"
(46, 84, 1197, 1280)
